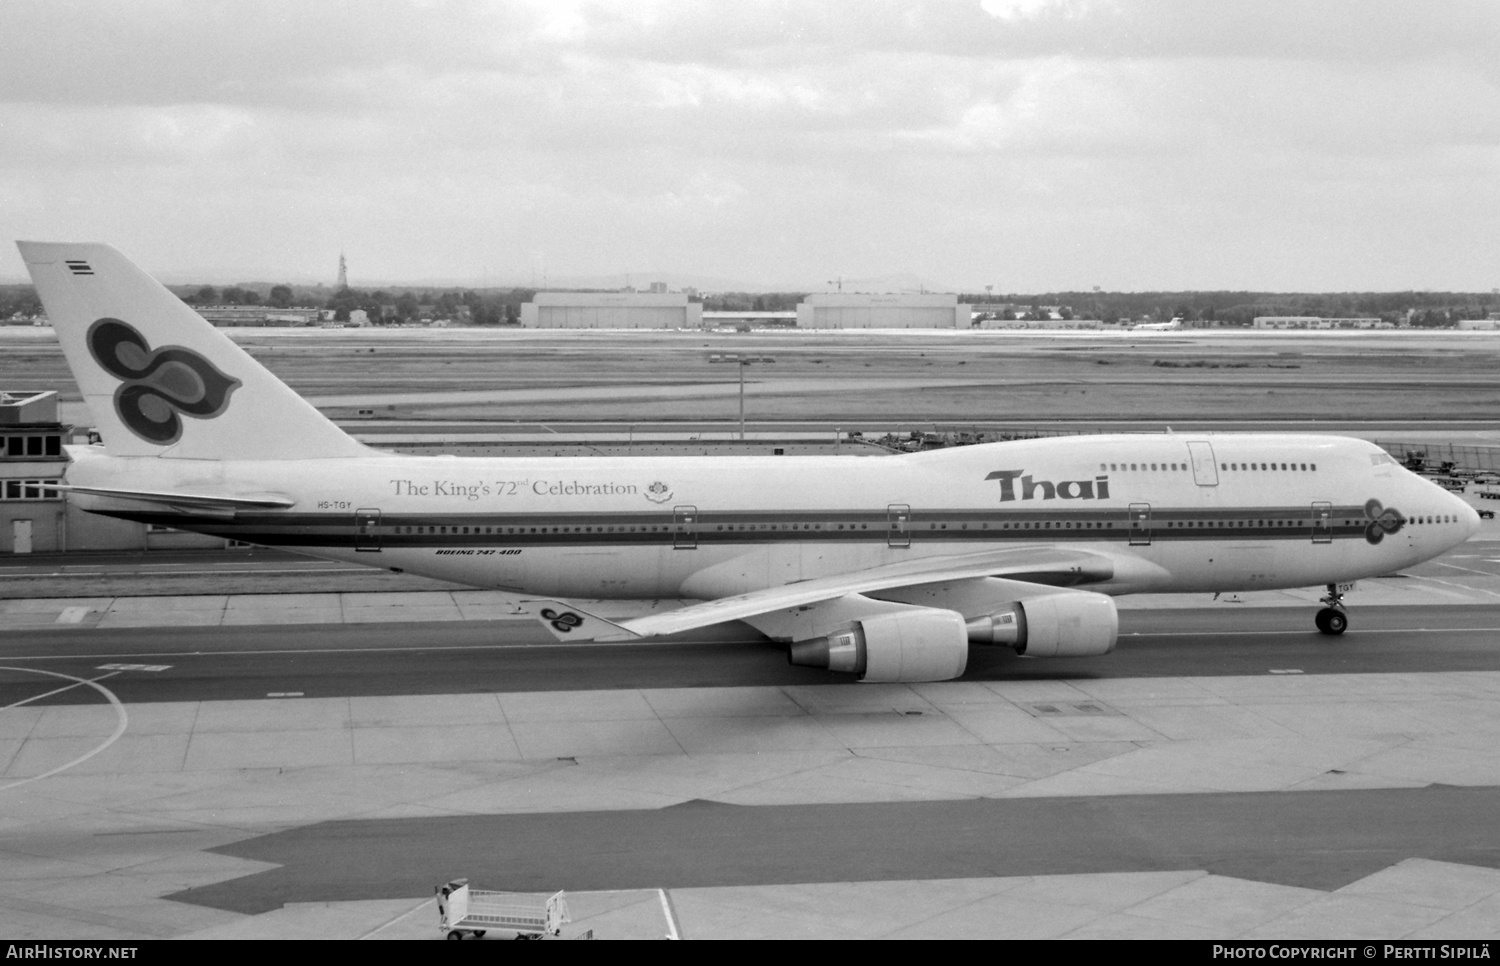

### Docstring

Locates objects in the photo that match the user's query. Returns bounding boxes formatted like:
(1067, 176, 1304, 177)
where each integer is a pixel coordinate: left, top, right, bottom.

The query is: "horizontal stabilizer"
(55, 483, 295, 510)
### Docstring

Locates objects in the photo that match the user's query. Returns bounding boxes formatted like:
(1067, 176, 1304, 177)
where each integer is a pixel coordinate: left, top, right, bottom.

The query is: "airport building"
(520, 292, 704, 329)
(796, 293, 972, 329)
(0, 390, 223, 554)
(1252, 316, 1389, 329)
(197, 305, 320, 327)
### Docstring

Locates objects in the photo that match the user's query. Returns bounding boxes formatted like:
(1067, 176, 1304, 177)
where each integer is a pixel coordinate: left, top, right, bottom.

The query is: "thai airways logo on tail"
(87, 318, 242, 444)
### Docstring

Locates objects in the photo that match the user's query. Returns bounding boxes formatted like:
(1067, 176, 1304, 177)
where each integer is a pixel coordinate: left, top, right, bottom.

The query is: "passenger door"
(888, 504, 912, 548)
(674, 505, 698, 549)
(1128, 503, 1152, 546)
(1311, 502, 1333, 544)
(354, 508, 381, 552)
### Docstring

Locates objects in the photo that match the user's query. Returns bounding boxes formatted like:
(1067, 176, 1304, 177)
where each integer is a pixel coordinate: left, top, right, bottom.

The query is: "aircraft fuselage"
(65, 432, 1475, 600)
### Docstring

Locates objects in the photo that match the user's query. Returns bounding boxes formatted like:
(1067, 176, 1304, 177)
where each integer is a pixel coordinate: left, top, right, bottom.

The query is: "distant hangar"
(521, 291, 971, 329)
(797, 293, 972, 329)
(520, 292, 703, 328)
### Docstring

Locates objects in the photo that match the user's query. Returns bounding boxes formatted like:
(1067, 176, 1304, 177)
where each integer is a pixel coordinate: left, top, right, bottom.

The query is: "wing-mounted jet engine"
(786, 607, 969, 682)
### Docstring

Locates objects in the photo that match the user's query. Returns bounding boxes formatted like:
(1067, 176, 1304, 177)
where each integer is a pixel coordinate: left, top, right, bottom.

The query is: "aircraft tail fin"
(16, 241, 368, 460)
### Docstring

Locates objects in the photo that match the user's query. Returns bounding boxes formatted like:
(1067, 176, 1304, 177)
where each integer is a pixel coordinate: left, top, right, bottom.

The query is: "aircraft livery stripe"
(91, 503, 1402, 550)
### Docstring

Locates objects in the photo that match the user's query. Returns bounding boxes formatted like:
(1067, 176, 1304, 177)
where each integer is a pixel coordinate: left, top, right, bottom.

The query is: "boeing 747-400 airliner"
(16, 242, 1480, 682)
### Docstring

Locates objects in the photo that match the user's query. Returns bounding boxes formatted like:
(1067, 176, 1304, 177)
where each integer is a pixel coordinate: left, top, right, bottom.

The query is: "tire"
(1324, 610, 1347, 635)
(447, 931, 464, 940)
(1314, 608, 1330, 633)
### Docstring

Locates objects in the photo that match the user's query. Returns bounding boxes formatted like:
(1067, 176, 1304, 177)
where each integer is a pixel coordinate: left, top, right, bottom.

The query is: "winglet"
(517, 599, 642, 642)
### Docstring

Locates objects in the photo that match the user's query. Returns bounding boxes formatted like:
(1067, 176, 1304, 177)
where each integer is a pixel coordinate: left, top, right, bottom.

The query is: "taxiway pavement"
(1, 545, 1499, 939)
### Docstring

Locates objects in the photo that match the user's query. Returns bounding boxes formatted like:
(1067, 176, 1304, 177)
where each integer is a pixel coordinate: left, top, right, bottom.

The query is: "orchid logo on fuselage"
(986, 469, 1111, 502)
(87, 318, 241, 445)
(1363, 499, 1405, 544)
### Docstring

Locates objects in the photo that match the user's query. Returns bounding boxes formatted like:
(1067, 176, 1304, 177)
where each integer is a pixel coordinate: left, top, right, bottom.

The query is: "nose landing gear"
(1315, 583, 1347, 635)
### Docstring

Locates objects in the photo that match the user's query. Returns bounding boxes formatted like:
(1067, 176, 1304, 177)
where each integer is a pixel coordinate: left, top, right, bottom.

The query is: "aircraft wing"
(520, 544, 1117, 642)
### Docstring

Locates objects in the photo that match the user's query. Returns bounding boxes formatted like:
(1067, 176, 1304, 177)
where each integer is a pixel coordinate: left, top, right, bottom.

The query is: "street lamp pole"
(709, 353, 775, 441)
(737, 361, 746, 439)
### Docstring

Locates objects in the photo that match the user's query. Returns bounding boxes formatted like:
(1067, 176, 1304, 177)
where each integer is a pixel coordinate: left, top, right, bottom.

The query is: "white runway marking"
(1435, 559, 1500, 578)
(0, 666, 128, 792)
(659, 889, 682, 941)
(8, 624, 1500, 669)
(358, 897, 435, 940)
(1405, 572, 1500, 601)
(1128, 627, 1500, 637)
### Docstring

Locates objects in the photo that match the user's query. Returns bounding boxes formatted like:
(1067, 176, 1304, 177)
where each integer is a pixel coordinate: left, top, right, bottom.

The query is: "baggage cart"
(436, 879, 570, 940)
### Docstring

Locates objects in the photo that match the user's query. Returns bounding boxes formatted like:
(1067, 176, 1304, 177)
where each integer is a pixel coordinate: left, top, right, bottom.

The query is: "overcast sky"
(2, 0, 1496, 291)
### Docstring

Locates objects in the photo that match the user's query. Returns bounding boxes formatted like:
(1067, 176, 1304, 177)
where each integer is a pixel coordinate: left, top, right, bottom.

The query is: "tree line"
(2, 282, 1496, 327)
(959, 290, 1500, 326)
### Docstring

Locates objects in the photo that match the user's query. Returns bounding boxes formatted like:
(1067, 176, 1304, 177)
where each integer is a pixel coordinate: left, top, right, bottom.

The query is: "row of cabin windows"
(400, 525, 677, 534)
(392, 522, 1129, 535)
(397, 523, 866, 534)
(396, 524, 839, 534)
(1099, 461, 1319, 473)
(1158, 514, 1461, 528)
(1103, 462, 1191, 472)
(3, 435, 63, 459)
(1, 479, 62, 501)
(1223, 462, 1317, 472)
(387, 515, 1456, 536)
(1168, 519, 1309, 528)
(931, 521, 1116, 530)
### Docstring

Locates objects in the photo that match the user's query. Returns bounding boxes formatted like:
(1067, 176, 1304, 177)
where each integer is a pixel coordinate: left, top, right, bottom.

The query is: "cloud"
(1, 0, 1496, 289)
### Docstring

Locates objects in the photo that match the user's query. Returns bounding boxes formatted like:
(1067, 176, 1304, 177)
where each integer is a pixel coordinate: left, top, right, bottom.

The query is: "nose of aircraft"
(1451, 490, 1482, 541)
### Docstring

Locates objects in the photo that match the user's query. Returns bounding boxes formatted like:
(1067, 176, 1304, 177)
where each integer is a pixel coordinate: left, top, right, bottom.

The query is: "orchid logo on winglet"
(540, 608, 584, 633)
(87, 318, 241, 445)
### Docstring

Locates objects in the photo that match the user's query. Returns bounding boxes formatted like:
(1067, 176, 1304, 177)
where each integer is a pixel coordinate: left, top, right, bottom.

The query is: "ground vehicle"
(435, 879, 570, 940)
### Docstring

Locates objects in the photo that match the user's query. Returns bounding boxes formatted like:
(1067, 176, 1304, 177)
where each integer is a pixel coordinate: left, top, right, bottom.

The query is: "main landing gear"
(1315, 583, 1348, 636)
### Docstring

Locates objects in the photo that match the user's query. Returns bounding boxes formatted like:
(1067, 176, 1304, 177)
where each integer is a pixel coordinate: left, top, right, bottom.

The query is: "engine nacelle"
(787, 608, 969, 682)
(965, 593, 1118, 658)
